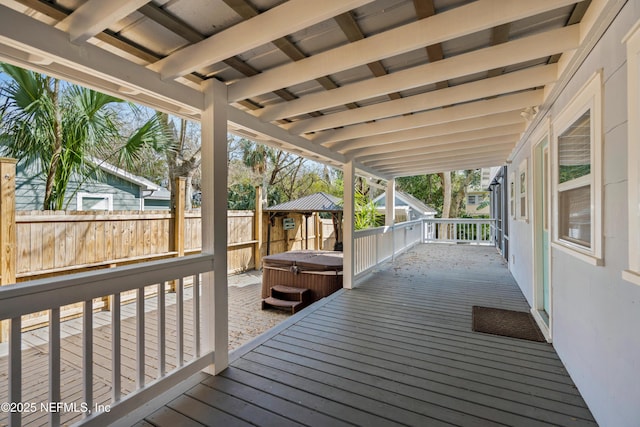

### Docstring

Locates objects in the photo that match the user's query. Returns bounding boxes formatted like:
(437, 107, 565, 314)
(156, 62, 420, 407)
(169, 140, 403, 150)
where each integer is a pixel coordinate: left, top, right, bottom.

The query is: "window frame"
(551, 70, 603, 265)
(76, 192, 114, 211)
(624, 22, 640, 285)
(509, 172, 516, 219)
(518, 158, 528, 222)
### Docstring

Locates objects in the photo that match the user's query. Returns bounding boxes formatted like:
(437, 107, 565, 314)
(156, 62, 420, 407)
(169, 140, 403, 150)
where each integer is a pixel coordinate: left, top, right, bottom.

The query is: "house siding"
(507, 2, 640, 426)
(15, 163, 155, 211)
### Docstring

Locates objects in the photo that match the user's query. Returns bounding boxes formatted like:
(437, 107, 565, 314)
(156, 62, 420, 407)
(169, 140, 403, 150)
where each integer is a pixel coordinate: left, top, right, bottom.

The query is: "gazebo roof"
(265, 192, 342, 213)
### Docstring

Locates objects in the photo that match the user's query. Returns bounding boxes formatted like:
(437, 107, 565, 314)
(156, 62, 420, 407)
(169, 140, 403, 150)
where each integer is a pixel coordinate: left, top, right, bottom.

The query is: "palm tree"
(0, 63, 171, 210)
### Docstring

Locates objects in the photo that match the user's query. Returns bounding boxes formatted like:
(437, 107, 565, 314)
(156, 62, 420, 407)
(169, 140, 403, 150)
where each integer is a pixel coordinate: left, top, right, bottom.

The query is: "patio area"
(138, 244, 596, 427)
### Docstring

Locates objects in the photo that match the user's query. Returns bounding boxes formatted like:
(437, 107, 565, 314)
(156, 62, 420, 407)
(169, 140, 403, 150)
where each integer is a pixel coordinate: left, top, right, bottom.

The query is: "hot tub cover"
(262, 250, 343, 272)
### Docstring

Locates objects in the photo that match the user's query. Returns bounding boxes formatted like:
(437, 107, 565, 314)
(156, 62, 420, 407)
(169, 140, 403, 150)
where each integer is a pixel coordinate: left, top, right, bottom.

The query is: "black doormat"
(472, 306, 546, 342)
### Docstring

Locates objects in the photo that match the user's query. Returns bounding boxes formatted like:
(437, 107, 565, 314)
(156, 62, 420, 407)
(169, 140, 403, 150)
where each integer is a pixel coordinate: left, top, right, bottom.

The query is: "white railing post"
(422, 218, 497, 245)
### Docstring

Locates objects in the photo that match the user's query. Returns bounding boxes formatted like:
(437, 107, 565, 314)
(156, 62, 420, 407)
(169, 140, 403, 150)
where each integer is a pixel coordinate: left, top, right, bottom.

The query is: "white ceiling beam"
(149, 0, 374, 80)
(55, 0, 151, 44)
(361, 143, 515, 167)
(332, 111, 524, 153)
(388, 159, 507, 177)
(362, 145, 515, 165)
(229, 0, 578, 102)
(0, 4, 203, 115)
(285, 64, 557, 135)
(309, 89, 544, 145)
(353, 127, 523, 159)
(257, 25, 578, 122)
(356, 139, 517, 163)
(377, 154, 509, 175)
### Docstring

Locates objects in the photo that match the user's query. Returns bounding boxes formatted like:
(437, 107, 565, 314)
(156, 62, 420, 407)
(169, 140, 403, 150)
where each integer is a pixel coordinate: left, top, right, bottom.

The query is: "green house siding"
(14, 163, 168, 211)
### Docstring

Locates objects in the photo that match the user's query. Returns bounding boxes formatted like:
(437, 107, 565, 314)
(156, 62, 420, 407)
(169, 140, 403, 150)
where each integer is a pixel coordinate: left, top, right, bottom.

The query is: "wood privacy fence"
(10, 210, 336, 282)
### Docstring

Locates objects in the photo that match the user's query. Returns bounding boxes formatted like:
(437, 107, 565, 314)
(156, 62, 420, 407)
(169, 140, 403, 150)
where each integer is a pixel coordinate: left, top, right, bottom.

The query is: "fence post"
(169, 177, 186, 292)
(254, 186, 263, 270)
(174, 177, 186, 257)
(0, 158, 17, 343)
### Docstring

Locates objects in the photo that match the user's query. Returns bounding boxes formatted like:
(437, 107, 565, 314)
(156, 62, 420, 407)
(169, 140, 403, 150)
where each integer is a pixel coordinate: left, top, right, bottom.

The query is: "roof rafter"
(387, 158, 507, 176)
(308, 89, 544, 145)
(229, 0, 578, 102)
(255, 25, 579, 122)
(352, 126, 524, 158)
(149, 0, 374, 80)
(332, 111, 524, 152)
(360, 139, 517, 166)
(377, 153, 511, 174)
(0, 4, 202, 114)
(55, 0, 151, 43)
(284, 64, 557, 134)
(357, 138, 517, 162)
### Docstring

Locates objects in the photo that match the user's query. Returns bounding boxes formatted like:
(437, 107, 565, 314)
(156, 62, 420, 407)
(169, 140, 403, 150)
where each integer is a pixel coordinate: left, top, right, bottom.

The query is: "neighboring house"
(465, 168, 492, 216)
(15, 159, 170, 211)
(373, 190, 437, 222)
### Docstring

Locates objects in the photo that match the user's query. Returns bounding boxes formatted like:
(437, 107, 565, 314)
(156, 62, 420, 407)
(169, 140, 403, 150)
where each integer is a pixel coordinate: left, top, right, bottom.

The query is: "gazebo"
(264, 192, 343, 252)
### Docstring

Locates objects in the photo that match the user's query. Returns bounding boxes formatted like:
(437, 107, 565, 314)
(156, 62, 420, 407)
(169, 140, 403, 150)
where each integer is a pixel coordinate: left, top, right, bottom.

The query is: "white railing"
(423, 218, 495, 245)
(354, 220, 423, 278)
(0, 254, 215, 427)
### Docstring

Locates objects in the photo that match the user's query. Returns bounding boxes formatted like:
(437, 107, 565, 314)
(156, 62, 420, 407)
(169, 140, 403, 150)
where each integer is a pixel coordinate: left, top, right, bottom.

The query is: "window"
(467, 195, 476, 205)
(557, 111, 591, 246)
(552, 71, 602, 265)
(77, 192, 113, 211)
(624, 22, 640, 285)
(518, 159, 528, 221)
(509, 172, 516, 219)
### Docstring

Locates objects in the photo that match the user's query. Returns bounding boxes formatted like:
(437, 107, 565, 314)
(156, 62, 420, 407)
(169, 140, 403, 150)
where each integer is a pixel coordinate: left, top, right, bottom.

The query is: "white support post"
(201, 78, 228, 374)
(385, 179, 395, 226)
(343, 161, 355, 289)
(385, 178, 396, 260)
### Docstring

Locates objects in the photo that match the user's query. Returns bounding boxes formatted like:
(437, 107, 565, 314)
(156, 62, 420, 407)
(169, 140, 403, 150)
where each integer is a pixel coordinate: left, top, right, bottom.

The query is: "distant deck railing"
(0, 254, 215, 427)
(354, 218, 496, 278)
(354, 219, 423, 278)
(423, 218, 495, 245)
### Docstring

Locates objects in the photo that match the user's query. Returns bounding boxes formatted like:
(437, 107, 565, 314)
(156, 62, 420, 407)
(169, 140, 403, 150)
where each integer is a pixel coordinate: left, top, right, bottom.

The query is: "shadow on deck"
(140, 244, 597, 427)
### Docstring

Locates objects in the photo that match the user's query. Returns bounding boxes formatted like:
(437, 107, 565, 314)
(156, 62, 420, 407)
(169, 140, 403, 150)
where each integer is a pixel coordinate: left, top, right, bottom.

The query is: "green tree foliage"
(354, 189, 383, 230)
(228, 137, 340, 209)
(397, 169, 482, 218)
(0, 64, 171, 210)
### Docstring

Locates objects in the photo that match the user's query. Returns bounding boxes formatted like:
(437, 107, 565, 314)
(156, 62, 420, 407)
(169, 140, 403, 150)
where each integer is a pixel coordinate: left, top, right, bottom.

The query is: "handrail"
(423, 218, 496, 245)
(0, 254, 214, 319)
(0, 254, 215, 427)
(353, 220, 423, 278)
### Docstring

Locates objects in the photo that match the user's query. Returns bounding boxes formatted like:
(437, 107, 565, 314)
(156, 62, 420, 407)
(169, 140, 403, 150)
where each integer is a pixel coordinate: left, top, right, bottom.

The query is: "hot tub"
(261, 250, 343, 303)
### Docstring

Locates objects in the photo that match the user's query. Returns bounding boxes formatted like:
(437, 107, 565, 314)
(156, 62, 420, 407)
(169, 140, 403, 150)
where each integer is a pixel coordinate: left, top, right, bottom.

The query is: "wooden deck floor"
(140, 244, 597, 427)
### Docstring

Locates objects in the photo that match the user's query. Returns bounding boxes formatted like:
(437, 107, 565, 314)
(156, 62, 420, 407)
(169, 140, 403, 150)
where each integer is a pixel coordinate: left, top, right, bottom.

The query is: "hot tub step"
(271, 285, 311, 302)
(262, 285, 311, 314)
(262, 297, 307, 314)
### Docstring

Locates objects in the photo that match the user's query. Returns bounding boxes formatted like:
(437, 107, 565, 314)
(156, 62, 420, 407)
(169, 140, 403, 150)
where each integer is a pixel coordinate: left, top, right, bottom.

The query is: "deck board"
(142, 244, 598, 427)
